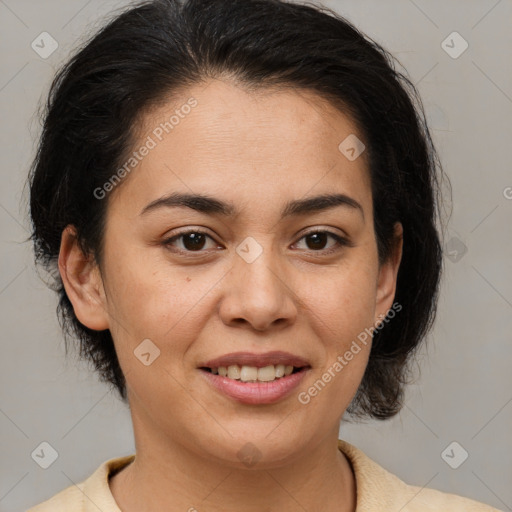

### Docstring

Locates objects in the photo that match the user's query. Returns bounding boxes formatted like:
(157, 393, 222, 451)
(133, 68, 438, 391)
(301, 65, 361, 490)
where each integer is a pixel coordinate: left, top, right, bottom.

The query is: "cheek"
(100, 245, 198, 352)
(104, 229, 195, 314)
(300, 256, 379, 341)
(296, 252, 378, 407)
(103, 258, 203, 413)
(298, 270, 375, 417)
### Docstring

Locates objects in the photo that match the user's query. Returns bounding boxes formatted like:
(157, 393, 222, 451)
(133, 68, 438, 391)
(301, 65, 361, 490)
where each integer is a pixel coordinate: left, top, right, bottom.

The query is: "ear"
(58, 225, 110, 331)
(375, 222, 403, 322)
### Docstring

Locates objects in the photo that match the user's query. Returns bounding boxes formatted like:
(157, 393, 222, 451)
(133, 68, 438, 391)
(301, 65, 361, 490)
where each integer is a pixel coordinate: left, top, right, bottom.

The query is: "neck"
(110, 411, 356, 512)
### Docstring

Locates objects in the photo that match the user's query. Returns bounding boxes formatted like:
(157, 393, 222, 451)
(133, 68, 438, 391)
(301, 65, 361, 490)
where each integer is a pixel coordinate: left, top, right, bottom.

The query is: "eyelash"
(161, 228, 351, 257)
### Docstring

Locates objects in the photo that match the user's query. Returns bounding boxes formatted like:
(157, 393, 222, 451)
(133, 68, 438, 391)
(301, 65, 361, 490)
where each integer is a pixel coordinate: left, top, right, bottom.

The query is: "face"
(61, 78, 402, 468)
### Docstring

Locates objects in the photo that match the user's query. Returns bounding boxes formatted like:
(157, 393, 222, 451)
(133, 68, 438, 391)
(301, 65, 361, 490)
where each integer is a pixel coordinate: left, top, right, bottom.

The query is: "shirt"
(26, 439, 502, 511)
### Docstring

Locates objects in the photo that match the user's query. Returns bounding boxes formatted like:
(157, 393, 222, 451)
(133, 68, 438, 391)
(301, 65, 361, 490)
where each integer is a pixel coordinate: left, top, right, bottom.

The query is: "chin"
(196, 429, 310, 470)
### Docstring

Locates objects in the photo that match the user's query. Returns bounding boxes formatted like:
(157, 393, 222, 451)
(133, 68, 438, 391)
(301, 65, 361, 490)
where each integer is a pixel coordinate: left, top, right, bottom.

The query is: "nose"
(218, 244, 298, 332)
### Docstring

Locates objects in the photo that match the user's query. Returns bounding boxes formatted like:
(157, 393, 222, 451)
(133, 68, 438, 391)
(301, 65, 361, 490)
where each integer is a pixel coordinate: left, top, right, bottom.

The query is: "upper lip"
(199, 351, 310, 369)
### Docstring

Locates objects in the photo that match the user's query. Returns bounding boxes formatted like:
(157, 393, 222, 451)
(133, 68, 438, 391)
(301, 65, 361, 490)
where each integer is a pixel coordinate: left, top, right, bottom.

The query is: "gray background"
(1, 0, 511, 510)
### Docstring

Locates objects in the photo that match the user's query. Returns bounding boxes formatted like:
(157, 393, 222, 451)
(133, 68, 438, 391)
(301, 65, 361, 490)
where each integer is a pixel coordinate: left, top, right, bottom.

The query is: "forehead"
(109, 78, 371, 217)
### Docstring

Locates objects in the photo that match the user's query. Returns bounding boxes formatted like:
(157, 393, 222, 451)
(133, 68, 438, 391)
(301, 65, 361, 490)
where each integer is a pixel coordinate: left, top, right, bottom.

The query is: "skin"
(59, 78, 403, 512)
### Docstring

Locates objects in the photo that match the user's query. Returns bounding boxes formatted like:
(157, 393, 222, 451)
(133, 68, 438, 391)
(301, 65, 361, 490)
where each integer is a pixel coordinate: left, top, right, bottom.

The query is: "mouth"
(197, 351, 311, 403)
(198, 350, 311, 383)
(199, 364, 307, 383)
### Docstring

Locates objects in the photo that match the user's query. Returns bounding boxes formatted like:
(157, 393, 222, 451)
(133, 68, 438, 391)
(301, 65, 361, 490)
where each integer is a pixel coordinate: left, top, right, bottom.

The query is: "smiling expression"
(64, 77, 402, 467)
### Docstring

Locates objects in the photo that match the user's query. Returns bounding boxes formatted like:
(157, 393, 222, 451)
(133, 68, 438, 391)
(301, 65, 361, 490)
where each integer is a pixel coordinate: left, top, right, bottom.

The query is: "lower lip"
(199, 368, 309, 405)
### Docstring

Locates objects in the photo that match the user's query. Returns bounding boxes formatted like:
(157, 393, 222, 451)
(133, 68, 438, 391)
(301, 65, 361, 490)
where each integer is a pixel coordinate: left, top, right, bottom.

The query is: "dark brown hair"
(28, 0, 447, 420)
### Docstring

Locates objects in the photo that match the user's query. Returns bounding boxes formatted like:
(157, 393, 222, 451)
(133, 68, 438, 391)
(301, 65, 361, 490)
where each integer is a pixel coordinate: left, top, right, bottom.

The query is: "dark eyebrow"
(140, 192, 364, 221)
(281, 193, 364, 221)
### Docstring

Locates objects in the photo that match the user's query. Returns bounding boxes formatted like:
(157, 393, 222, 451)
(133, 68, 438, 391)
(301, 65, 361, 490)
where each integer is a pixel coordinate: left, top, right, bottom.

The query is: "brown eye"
(295, 231, 350, 253)
(163, 230, 218, 253)
(305, 232, 329, 250)
(181, 232, 207, 251)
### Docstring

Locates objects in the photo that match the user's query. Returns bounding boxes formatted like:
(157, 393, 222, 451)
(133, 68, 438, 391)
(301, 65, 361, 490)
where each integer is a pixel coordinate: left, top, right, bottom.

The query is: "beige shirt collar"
(39, 439, 498, 511)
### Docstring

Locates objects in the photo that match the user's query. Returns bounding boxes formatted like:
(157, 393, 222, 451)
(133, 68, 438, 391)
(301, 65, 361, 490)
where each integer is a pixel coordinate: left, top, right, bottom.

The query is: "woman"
(26, 0, 501, 510)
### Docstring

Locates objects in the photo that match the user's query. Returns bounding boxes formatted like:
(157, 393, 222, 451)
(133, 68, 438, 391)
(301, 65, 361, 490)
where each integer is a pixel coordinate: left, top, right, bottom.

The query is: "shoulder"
(26, 484, 85, 512)
(337, 439, 502, 512)
(26, 454, 135, 512)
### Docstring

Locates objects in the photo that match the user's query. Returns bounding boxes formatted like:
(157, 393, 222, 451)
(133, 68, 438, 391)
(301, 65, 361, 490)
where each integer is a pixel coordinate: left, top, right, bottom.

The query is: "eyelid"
(292, 229, 353, 254)
(162, 227, 220, 251)
(298, 226, 352, 242)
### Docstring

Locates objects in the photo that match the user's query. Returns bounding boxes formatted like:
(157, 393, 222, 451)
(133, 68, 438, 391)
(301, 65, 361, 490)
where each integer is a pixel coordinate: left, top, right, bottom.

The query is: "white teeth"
(212, 364, 300, 382)
(240, 366, 258, 382)
(227, 365, 241, 380)
(257, 365, 276, 382)
(275, 364, 285, 378)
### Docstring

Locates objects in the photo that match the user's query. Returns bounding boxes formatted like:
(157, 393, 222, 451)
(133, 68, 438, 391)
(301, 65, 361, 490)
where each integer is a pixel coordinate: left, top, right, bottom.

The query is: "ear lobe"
(375, 222, 403, 319)
(58, 225, 110, 331)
